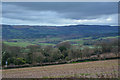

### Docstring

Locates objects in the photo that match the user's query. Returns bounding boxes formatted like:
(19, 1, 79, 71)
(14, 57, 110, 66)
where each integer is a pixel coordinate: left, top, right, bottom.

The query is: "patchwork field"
(3, 25, 119, 47)
(3, 36, 119, 47)
(2, 59, 119, 78)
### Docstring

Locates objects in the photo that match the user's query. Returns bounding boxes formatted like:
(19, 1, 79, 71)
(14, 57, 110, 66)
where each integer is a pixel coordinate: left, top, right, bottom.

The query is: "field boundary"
(2, 57, 120, 69)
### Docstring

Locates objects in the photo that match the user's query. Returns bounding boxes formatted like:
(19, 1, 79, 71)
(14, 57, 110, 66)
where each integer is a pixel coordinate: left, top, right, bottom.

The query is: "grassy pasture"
(3, 41, 34, 47)
(3, 36, 119, 47)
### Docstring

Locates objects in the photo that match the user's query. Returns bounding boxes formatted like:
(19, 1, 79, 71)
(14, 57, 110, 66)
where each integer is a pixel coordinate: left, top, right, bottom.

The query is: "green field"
(3, 42, 34, 47)
(3, 36, 119, 47)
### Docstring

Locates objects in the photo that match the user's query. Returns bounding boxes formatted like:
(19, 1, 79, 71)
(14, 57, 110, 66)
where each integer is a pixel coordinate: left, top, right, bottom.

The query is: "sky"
(2, 2, 118, 26)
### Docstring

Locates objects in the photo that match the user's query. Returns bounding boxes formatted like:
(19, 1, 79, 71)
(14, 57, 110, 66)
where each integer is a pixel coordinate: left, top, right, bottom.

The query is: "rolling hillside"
(2, 24, 119, 46)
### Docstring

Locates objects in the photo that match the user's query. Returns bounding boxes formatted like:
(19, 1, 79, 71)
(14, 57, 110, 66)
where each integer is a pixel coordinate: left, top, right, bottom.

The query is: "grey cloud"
(3, 2, 118, 19)
(2, 2, 118, 26)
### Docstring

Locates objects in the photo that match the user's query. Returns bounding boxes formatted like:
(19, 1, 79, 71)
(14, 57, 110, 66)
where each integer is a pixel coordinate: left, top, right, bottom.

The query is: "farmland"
(2, 24, 120, 79)
(2, 24, 119, 47)
(2, 2, 120, 79)
(3, 36, 119, 47)
(2, 59, 119, 78)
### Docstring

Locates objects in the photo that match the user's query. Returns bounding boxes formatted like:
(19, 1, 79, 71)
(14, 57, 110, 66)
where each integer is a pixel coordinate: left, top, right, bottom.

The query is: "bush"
(7, 57, 16, 65)
(14, 58, 26, 65)
(2, 52, 10, 65)
(26, 52, 32, 64)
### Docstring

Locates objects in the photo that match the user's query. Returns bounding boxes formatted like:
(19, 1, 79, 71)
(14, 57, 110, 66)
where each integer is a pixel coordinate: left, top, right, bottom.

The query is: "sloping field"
(2, 59, 119, 78)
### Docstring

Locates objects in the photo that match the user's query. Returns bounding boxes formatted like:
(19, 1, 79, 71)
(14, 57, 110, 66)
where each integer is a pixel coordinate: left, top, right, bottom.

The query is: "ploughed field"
(2, 59, 119, 78)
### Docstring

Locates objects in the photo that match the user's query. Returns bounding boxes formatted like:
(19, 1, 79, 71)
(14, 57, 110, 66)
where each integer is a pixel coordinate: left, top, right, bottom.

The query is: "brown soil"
(2, 59, 119, 78)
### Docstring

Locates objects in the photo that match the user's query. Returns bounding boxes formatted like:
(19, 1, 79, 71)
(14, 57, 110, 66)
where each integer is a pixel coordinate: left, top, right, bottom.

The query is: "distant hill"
(2, 24, 118, 40)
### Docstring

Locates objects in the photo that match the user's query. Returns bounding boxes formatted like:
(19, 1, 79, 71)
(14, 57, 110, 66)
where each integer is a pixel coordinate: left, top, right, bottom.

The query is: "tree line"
(2, 38, 119, 66)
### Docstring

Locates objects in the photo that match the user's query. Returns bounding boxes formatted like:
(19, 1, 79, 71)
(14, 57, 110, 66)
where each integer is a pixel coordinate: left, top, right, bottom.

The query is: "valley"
(2, 24, 119, 47)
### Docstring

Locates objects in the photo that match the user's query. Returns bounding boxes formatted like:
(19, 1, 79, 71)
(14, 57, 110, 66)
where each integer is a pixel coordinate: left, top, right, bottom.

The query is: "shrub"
(7, 57, 16, 65)
(14, 58, 26, 65)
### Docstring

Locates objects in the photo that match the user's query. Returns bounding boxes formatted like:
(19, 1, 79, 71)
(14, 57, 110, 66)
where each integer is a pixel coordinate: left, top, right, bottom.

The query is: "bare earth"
(2, 59, 119, 78)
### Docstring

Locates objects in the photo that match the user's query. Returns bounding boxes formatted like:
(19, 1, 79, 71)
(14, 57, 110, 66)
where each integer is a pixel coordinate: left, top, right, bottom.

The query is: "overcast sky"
(2, 2, 118, 26)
